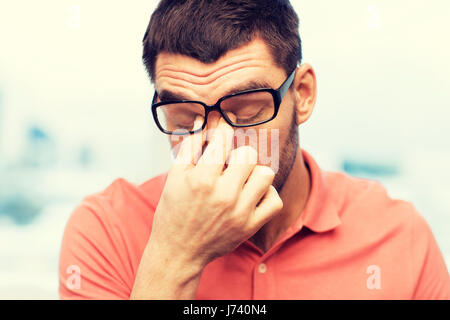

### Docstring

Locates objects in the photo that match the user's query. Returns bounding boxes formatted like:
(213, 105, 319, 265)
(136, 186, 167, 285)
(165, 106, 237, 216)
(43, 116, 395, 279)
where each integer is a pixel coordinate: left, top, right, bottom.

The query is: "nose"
(205, 111, 222, 131)
(204, 111, 224, 144)
(203, 110, 237, 147)
(204, 110, 237, 131)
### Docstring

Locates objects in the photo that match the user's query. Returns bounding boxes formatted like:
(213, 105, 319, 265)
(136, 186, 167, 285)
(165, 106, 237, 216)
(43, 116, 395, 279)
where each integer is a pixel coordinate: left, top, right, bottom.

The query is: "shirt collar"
(293, 149, 342, 233)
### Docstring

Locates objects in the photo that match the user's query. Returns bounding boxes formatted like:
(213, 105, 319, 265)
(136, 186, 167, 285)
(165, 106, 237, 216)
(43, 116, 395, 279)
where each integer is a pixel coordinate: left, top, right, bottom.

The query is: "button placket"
(258, 263, 267, 274)
(253, 260, 271, 299)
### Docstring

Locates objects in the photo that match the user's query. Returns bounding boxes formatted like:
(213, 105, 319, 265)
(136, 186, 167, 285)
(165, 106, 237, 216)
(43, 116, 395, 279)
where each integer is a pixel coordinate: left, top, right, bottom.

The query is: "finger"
(239, 165, 276, 209)
(250, 185, 283, 230)
(221, 145, 258, 190)
(196, 116, 235, 176)
(174, 116, 205, 168)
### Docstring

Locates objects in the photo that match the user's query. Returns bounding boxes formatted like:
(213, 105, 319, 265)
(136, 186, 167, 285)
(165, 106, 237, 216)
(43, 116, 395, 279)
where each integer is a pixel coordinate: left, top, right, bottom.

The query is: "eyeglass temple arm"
(152, 91, 158, 104)
(278, 68, 297, 99)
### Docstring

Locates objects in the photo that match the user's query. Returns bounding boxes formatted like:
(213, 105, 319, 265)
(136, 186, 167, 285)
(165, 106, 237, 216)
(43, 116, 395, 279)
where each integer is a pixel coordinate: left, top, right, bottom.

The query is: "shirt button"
(258, 263, 267, 274)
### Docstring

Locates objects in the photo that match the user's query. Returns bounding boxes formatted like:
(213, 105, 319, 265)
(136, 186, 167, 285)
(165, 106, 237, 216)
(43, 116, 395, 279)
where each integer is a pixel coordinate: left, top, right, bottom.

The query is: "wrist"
(148, 236, 206, 278)
(148, 229, 209, 269)
(130, 235, 206, 300)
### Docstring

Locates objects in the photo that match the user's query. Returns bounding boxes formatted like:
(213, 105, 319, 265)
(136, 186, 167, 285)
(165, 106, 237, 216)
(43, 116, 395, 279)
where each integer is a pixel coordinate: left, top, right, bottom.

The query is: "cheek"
(260, 102, 293, 149)
(255, 102, 294, 171)
(230, 117, 291, 173)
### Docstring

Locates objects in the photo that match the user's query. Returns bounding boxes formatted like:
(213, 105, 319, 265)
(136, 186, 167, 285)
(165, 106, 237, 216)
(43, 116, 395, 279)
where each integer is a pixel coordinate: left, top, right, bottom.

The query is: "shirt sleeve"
(58, 200, 132, 300)
(411, 211, 450, 300)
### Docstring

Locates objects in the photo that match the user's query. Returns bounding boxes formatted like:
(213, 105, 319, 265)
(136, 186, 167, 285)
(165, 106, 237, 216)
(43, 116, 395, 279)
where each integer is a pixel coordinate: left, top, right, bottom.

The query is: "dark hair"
(142, 0, 302, 83)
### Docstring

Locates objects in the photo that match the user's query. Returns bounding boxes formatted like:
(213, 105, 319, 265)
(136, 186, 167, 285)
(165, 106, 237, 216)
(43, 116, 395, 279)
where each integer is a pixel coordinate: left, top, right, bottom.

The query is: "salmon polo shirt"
(58, 149, 450, 299)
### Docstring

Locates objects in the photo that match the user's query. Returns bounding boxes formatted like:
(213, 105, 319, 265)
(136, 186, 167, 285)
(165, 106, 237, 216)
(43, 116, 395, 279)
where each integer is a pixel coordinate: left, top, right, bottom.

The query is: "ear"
(291, 64, 317, 126)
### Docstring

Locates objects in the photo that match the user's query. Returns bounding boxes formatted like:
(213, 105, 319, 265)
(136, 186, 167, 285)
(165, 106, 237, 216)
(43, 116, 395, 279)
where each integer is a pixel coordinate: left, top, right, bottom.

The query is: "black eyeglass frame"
(151, 68, 297, 135)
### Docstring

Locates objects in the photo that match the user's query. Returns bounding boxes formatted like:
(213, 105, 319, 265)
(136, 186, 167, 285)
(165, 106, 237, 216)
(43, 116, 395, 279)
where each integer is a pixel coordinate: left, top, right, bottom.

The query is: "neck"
(249, 147, 311, 253)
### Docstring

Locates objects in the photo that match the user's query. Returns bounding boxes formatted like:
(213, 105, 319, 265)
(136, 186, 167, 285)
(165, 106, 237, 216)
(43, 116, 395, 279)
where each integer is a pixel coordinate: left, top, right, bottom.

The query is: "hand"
(149, 116, 284, 268)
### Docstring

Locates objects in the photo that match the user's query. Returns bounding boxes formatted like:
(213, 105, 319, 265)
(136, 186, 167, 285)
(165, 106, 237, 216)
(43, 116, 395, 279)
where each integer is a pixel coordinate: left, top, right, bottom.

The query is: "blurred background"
(0, 0, 449, 299)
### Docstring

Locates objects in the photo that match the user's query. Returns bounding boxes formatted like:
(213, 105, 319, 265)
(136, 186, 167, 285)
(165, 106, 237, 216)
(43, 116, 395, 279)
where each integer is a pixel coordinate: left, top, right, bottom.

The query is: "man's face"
(154, 38, 299, 192)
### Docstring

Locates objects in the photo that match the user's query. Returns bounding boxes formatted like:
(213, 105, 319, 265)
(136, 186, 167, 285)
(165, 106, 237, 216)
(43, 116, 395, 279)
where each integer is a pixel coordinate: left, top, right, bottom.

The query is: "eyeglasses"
(151, 68, 296, 135)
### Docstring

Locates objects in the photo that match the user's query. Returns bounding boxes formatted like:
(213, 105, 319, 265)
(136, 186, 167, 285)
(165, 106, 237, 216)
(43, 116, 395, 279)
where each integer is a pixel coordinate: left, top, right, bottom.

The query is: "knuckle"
(242, 144, 258, 157)
(233, 146, 258, 165)
(274, 196, 284, 211)
(269, 187, 284, 211)
(232, 205, 250, 224)
(231, 211, 247, 229)
(256, 165, 275, 177)
(215, 179, 240, 207)
(219, 185, 241, 206)
(253, 165, 275, 184)
(196, 179, 214, 192)
(243, 219, 259, 236)
(214, 194, 234, 209)
(244, 146, 258, 164)
(186, 172, 213, 193)
(223, 191, 237, 205)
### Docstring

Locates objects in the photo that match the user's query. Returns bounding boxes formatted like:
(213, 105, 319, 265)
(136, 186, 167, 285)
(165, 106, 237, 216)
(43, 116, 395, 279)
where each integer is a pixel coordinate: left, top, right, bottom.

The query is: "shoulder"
(63, 173, 169, 248)
(324, 170, 422, 227)
(322, 171, 450, 299)
(59, 173, 168, 299)
(324, 170, 442, 268)
(72, 173, 168, 226)
(322, 170, 434, 258)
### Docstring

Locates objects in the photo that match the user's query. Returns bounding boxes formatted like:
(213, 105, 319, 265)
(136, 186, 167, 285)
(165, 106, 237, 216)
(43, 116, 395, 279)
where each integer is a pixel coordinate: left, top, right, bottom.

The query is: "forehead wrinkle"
(154, 39, 283, 102)
(157, 64, 278, 103)
(157, 62, 267, 89)
(155, 46, 274, 87)
(155, 40, 271, 74)
(157, 54, 256, 78)
(155, 77, 199, 100)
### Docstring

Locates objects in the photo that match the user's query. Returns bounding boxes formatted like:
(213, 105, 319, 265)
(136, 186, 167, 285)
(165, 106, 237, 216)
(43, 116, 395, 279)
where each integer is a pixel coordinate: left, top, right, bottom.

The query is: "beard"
(271, 108, 299, 193)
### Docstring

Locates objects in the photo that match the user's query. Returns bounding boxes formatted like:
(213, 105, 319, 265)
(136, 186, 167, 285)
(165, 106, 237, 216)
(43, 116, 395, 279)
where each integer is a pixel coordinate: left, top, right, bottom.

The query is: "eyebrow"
(157, 79, 274, 103)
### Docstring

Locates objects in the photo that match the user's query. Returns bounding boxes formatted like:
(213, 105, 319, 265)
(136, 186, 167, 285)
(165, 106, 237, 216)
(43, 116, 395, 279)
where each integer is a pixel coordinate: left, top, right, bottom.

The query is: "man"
(59, 0, 450, 299)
